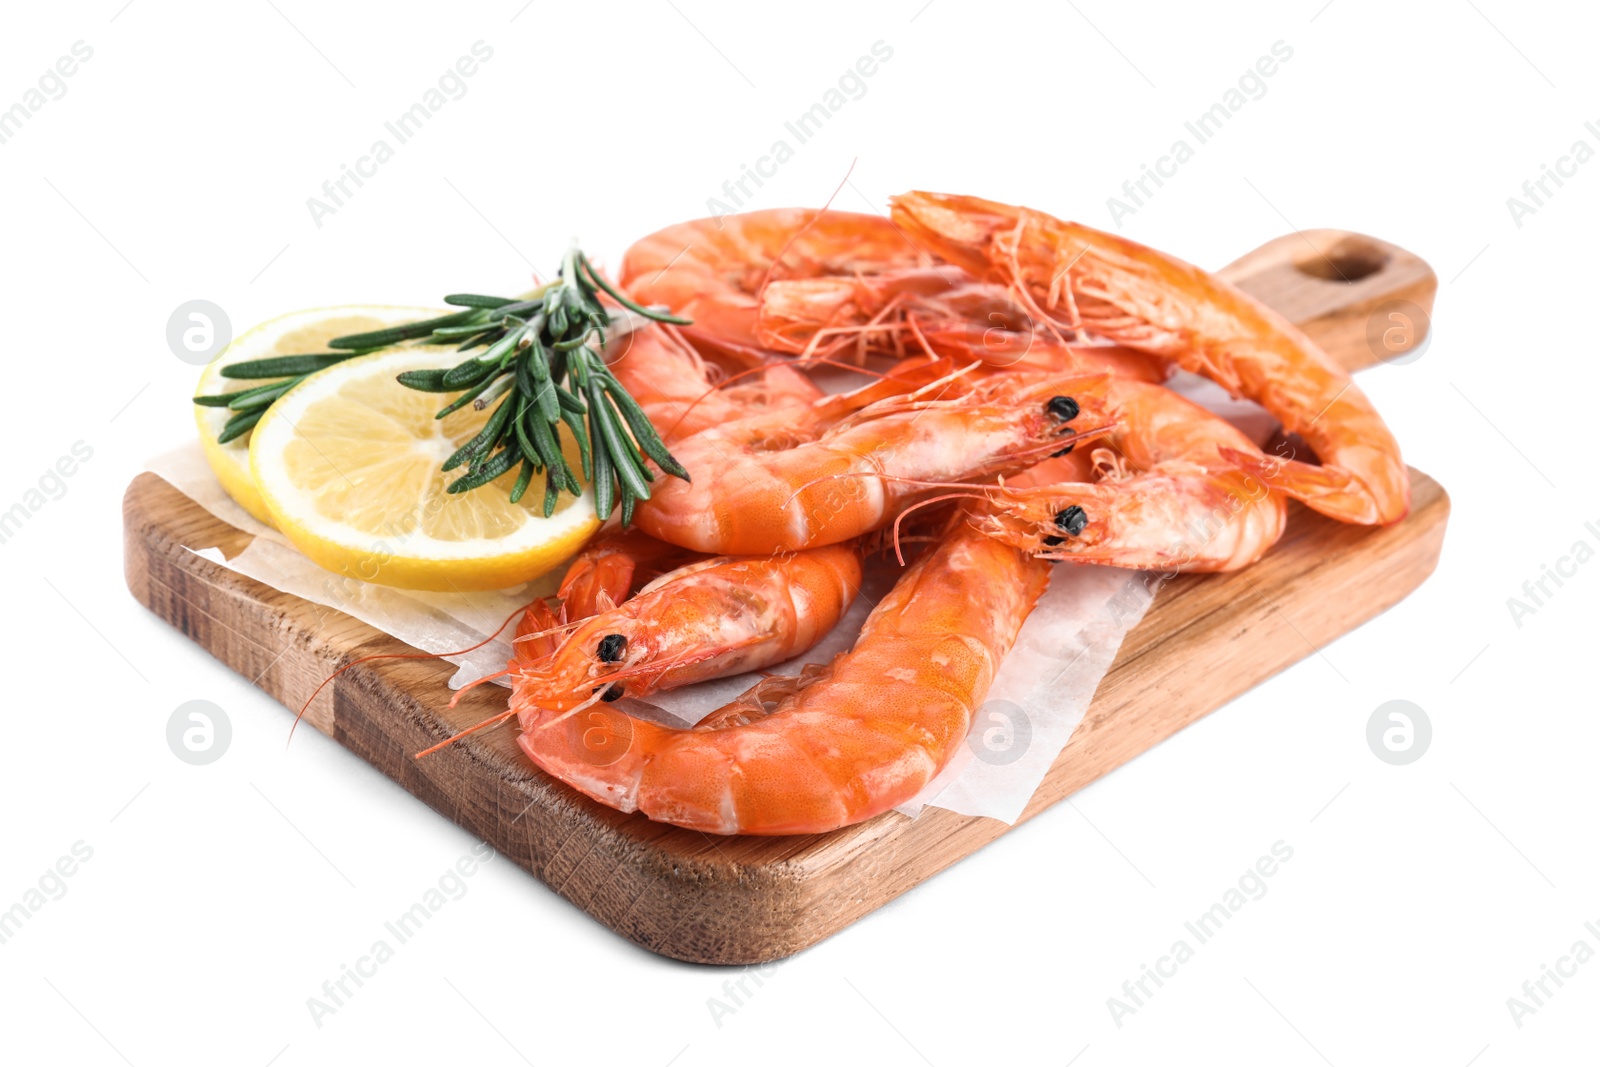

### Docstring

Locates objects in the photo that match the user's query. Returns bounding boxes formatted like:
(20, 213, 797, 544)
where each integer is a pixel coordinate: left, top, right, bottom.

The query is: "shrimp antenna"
(417, 613, 647, 761)
(755, 157, 857, 302)
(778, 422, 1114, 511)
(660, 355, 896, 440)
(510, 617, 586, 645)
(291, 599, 539, 747)
(413, 708, 520, 760)
(968, 423, 1120, 474)
(903, 310, 942, 362)
(820, 359, 983, 434)
(891, 492, 995, 565)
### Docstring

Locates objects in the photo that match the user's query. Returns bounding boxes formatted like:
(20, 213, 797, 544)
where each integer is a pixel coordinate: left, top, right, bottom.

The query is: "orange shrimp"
(618, 208, 933, 365)
(972, 378, 1287, 571)
(513, 543, 862, 714)
(630, 365, 1117, 554)
(515, 515, 1049, 835)
(621, 208, 1176, 386)
(889, 191, 1410, 525)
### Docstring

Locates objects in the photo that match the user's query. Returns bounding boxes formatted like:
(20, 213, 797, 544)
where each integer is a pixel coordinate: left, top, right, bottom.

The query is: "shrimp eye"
(1051, 443, 1075, 458)
(600, 684, 624, 702)
(1047, 395, 1080, 422)
(1054, 506, 1088, 535)
(597, 633, 627, 662)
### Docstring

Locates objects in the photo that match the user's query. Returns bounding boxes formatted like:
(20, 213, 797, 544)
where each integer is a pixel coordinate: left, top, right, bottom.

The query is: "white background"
(2, 1, 1595, 1064)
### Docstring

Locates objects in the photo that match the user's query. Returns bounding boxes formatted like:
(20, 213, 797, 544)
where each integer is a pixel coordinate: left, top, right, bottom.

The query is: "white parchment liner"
(148, 371, 1258, 826)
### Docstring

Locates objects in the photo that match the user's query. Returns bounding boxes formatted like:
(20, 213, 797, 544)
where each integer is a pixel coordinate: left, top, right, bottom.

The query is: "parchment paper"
(147, 370, 1257, 826)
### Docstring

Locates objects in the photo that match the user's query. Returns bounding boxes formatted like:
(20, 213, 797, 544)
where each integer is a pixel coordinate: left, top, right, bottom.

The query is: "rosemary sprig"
(325, 247, 691, 522)
(190, 247, 688, 524)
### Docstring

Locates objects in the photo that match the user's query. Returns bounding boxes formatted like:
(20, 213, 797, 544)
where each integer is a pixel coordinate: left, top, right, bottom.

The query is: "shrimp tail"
(1217, 446, 1404, 526)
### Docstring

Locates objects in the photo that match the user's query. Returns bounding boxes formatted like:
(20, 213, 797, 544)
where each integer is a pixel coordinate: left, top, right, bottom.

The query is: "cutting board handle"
(1216, 230, 1436, 373)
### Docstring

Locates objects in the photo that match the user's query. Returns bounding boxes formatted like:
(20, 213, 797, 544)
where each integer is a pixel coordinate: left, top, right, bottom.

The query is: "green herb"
(328, 247, 690, 522)
(192, 348, 386, 442)
(191, 247, 692, 524)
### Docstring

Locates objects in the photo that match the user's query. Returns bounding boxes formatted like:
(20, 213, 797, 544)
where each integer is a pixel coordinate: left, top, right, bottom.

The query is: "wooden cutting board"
(124, 229, 1446, 965)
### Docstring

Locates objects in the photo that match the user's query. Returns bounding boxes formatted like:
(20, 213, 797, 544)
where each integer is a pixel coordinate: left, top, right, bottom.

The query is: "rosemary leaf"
(447, 446, 517, 493)
(556, 386, 587, 414)
(580, 253, 692, 324)
(602, 374, 690, 479)
(194, 390, 250, 408)
(217, 409, 264, 444)
(443, 395, 514, 471)
(444, 294, 518, 309)
(589, 381, 652, 501)
(442, 357, 495, 389)
(455, 330, 497, 352)
(433, 372, 504, 418)
(509, 459, 535, 504)
(328, 309, 479, 350)
(228, 379, 298, 412)
(489, 299, 544, 322)
(541, 470, 560, 518)
(223, 353, 353, 379)
(514, 408, 541, 475)
(396, 368, 454, 392)
(530, 414, 580, 496)
(429, 319, 501, 341)
(559, 406, 593, 482)
(591, 432, 615, 520)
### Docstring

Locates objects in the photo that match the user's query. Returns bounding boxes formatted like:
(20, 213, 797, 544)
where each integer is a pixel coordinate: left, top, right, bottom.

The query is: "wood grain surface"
(124, 230, 1447, 964)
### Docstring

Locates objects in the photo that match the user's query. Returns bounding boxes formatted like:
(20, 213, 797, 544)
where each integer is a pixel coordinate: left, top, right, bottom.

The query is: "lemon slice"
(249, 348, 600, 591)
(194, 305, 444, 526)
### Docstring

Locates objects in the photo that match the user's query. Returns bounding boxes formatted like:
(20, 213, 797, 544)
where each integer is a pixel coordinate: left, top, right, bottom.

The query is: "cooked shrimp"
(972, 379, 1287, 571)
(619, 209, 931, 365)
(631, 365, 1117, 554)
(514, 543, 862, 713)
(889, 191, 1409, 525)
(619, 207, 1176, 390)
(515, 516, 1049, 834)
